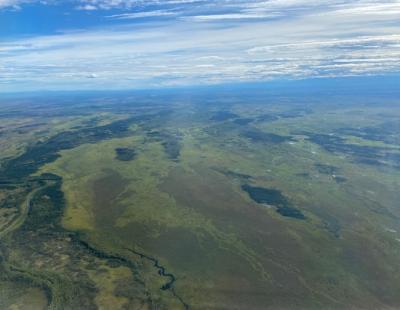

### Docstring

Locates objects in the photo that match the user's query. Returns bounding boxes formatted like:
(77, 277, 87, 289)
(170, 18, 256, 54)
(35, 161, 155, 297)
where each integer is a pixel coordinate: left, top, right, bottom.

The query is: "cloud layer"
(1, 0, 400, 91)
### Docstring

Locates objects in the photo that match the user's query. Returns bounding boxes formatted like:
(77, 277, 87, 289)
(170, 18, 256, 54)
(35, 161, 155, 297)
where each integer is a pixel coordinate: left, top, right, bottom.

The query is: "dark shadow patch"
(315, 163, 339, 175)
(315, 164, 347, 183)
(210, 111, 238, 122)
(296, 172, 311, 179)
(276, 206, 306, 220)
(233, 118, 253, 125)
(214, 168, 252, 180)
(162, 139, 181, 161)
(336, 121, 400, 145)
(276, 108, 312, 119)
(241, 184, 288, 206)
(333, 176, 347, 183)
(1, 116, 144, 180)
(241, 184, 305, 220)
(115, 148, 136, 161)
(255, 114, 279, 123)
(146, 131, 181, 161)
(243, 129, 293, 144)
(301, 132, 400, 170)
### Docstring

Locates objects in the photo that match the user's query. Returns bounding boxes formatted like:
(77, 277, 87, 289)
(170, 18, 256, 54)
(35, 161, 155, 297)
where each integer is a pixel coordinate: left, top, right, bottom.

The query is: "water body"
(0, 117, 189, 309)
(126, 248, 189, 310)
(242, 184, 305, 220)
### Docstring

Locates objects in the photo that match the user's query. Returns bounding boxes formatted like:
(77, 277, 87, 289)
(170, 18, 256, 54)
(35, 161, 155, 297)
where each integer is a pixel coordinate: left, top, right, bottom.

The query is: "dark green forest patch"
(333, 176, 347, 183)
(255, 114, 279, 123)
(146, 131, 181, 160)
(241, 184, 305, 220)
(4, 177, 99, 309)
(301, 132, 400, 169)
(233, 118, 253, 125)
(276, 206, 305, 219)
(115, 148, 137, 161)
(0, 115, 188, 309)
(210, 111, 238, 121)
(1, 175, 158, 309)
(296, 172, 311, 179)
(1, 116, 142, 180)
(215, 169, 252, 180)
(276, 108, 312, 119)
(241, 184, 288, 206)
(315, 163, 339, 175)
(242, 129, 293, 144)
(336, 121, 400, 145)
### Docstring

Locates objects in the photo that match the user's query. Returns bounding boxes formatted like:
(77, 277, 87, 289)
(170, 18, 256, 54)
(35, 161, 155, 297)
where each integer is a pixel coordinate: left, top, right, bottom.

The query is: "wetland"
(1, 85, 400, 309)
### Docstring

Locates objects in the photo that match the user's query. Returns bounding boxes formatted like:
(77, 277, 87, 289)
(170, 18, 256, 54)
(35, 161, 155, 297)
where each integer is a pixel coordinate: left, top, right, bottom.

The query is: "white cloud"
(76, 0, 138, 10)
(0, 0, 28, 9)
(187, 12, 281, 21)
(75, 4, 97, 10)
(106, 10, 178, 19)
(247, 35, 400, 54)
(1, 0, 400, 91)
(0, 0, 54, 9)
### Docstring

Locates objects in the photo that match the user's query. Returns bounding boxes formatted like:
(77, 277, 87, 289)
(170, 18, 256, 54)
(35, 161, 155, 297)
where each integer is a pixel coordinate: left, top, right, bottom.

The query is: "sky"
(1, 0, 400, 92)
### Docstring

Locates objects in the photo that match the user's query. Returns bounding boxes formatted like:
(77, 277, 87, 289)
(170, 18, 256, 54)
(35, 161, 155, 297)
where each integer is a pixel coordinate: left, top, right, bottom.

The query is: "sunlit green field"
(1, 87, 399, 309)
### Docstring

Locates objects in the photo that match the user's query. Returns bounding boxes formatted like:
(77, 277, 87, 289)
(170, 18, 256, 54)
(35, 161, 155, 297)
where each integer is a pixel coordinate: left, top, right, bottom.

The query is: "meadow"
(0, 87, 399, 309)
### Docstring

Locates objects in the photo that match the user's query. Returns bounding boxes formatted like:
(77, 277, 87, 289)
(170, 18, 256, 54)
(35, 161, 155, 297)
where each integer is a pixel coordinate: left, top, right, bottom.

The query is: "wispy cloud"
(0, 0, 31, 9)
(1, 0, 400, 91)
(106, 10, 178, 20)
(186, 12, 281, 21)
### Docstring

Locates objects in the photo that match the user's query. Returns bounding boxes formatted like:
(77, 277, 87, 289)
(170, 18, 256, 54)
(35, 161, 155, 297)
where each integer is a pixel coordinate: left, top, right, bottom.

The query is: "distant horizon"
(2, 74, 400, 96)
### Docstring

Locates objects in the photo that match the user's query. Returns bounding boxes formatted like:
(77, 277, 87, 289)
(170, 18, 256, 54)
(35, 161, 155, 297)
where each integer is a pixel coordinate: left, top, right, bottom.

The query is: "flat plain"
(0, 85, 400, 309)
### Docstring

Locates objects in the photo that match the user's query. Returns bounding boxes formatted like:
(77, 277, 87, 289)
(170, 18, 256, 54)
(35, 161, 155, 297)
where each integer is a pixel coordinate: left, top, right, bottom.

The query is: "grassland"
(0, 89, 400, 309)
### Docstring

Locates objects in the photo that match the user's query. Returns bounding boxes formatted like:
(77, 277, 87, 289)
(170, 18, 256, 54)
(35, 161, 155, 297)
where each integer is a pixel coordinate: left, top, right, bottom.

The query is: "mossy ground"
(1, 92, 400, 309)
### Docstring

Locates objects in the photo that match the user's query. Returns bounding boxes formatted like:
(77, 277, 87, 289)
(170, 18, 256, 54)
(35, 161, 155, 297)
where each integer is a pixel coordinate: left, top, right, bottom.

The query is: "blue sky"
(1, 0, 400, 92)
